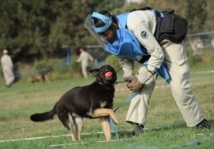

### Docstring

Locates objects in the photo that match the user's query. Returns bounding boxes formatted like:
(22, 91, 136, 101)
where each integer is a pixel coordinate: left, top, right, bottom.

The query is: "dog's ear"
(89, 68, 99, 76)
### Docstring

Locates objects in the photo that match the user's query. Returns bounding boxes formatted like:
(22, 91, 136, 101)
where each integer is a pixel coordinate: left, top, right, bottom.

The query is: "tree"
(0, 0, 124, 63)
(131, 0, 208, 32)
(186, 0, 207, 32)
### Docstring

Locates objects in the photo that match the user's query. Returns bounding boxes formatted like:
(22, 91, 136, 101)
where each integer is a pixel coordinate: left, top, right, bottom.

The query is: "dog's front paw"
(113, 119, 119, 125)
(71, 136, 77, 142)
(71, 134, 80, 142)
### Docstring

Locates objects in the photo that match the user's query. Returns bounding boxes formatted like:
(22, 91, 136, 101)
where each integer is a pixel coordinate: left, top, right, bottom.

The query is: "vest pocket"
(155, 10, 187, 44)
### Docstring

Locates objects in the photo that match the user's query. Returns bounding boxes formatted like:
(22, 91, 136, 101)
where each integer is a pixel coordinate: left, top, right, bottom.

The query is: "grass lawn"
(0, 65, 214, 149)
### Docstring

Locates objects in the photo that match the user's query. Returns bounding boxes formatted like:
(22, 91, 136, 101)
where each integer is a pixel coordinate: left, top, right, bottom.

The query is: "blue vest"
(104, 12, 170, 82)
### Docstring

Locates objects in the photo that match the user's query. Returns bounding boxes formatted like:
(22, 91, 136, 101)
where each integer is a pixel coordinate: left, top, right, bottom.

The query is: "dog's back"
(57, 81, 115, 119)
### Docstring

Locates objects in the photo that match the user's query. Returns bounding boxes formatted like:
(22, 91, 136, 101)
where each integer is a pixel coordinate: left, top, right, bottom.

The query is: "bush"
(106, 55, 121, 71)
(186, 46, 214, 66)
(48, 59, 82, 80)
(33, 60, 51, 73)
(186, 46, 203, 66)
(32, 59, 82, 80)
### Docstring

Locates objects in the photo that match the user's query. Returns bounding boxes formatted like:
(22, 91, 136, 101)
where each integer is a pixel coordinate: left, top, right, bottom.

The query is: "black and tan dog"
(30, 65, 119, 141)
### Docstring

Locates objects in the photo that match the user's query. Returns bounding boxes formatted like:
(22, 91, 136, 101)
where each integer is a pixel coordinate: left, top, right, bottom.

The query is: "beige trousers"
(81, 65, 89, 79)
(126, 41, 204, 127)
(2, 67, 15, 86)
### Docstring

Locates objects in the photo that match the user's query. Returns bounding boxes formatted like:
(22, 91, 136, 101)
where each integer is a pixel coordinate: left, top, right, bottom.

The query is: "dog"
(30, 65, 119, 141)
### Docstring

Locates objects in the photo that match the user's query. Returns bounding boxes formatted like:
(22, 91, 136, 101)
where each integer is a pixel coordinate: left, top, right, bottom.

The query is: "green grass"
(0, 65, 214, 149)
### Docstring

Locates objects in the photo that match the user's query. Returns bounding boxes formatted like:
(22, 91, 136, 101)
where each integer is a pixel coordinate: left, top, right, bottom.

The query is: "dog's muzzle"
(105, 71, 113, 79)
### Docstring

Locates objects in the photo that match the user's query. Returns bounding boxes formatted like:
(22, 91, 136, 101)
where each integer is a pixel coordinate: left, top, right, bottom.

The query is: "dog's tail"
(30, 104, 57, 122)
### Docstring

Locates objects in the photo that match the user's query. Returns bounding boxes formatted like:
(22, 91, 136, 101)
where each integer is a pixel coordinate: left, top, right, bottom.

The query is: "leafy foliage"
(0, 0, 213, 64)
(185, 0, 207, 32)
(0, 0, 123, 62)
(106, 55, 121, 71)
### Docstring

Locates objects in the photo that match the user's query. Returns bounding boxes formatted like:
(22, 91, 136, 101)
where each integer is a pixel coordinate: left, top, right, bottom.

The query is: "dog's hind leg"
(93, 108, 119, 124)
(57, 109, 77, 141)
(74, 116, 83, 141)
(100, 117, 111, 141)
(68, 114, 78, 142)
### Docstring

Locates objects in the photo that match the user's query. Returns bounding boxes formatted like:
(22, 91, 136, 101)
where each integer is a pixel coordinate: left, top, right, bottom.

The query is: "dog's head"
(89, 65, 117, 85)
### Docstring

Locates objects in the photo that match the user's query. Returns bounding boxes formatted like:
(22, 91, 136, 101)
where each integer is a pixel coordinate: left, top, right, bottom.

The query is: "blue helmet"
(91, 12, 113, 34)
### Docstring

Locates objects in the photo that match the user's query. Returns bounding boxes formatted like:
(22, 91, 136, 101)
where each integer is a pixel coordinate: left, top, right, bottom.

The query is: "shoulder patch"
(141, 31, 147, 38)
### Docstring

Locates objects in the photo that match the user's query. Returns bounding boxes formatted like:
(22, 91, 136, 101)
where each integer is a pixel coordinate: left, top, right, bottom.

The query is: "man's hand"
(123, 76, 133, 82)
(127, 76, 144, 92)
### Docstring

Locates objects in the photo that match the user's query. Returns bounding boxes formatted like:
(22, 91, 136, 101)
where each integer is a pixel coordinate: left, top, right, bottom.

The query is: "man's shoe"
(196, 119, 211, 129)
(5, 84, 11, 88)
(132, 123, 144, 136)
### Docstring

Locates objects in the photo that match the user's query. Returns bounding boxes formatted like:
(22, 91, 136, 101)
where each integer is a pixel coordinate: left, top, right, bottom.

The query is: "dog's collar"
(96, 79, 115, 87)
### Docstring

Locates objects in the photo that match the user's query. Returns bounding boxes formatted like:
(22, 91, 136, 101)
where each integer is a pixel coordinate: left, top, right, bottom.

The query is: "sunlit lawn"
(0, 66, 214, 149)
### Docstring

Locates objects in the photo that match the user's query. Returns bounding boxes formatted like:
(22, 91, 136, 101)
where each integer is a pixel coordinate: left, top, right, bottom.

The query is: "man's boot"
(196, 119, 211, 129)
(132, 123, 144, 136)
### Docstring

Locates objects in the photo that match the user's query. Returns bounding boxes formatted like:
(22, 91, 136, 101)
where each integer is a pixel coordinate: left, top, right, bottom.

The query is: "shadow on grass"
(145, 118, 213, 133)
(79, 123, 187, 141)
(79, 119, 213, 141)
(146, 123, 187, 132)
(79, 130, 134, 141)
(208, 119, 214, 126)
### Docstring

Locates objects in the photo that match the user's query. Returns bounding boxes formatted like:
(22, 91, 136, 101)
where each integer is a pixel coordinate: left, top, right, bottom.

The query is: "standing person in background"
(77, 47, 94, 79)
(1, 49, 15, 87)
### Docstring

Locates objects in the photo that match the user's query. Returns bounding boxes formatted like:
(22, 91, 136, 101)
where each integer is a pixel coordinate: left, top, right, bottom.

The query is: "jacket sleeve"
(126, 11, 164, 73)
(77, 53, 83, 62)
(8, 57, 14, 68)
(118, 57, 134, 78)
(88, 53, 94, 61)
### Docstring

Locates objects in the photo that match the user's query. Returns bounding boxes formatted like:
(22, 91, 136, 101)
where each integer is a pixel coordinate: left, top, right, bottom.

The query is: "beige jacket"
(119, 10, 164, 78)
(77, 51, 93, 67)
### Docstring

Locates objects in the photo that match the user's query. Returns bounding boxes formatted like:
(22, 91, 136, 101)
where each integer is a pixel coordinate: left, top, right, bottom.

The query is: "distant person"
(1, 49, 15, 87)
(77, 47, 94, 78)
